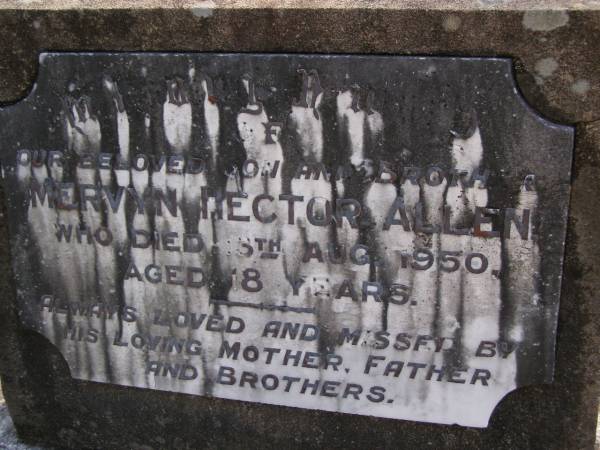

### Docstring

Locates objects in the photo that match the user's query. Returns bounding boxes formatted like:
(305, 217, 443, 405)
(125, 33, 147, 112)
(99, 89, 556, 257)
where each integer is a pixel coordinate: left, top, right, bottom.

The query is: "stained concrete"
(0, 2, 598, 449)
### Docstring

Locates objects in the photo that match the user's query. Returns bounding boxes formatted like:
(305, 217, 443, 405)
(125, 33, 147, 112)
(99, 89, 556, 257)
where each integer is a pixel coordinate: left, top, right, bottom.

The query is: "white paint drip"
(411, 179, 445, 336)
(163, 80, 192, 154)
(336, 90, 366, 167)
(438, 180, 469, 337)
(506, 176, 540, 344)
(201, 76, 220, 168)
(289, 82, 324, 161)
(451, 126, 483, 179)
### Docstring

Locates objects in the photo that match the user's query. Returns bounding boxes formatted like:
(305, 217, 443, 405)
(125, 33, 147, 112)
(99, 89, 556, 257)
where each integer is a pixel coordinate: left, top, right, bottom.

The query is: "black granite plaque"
(0, 53, 573, 427)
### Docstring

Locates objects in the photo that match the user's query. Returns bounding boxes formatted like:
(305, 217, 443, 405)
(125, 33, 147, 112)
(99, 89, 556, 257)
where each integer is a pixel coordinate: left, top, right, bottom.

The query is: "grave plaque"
(0, 53, 573, 428)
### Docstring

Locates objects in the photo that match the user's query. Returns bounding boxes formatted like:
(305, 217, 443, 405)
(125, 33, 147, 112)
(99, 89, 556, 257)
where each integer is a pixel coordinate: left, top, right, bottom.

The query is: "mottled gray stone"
(0, 2, 598, 450)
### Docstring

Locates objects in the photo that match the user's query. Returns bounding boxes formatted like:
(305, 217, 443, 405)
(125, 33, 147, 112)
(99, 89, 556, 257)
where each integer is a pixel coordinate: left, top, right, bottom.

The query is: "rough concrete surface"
(1, 1, 599, 10)
(0, 404, 47, 450)
(0, 2, 598, 449)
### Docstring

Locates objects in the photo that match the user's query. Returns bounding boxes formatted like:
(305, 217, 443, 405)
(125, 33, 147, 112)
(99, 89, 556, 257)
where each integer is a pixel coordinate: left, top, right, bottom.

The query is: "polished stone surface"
(0, 53, 573, 429)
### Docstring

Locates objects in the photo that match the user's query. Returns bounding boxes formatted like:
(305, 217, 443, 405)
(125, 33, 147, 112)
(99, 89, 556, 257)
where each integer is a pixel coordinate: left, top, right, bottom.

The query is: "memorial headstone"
(0, 2, 598, 449)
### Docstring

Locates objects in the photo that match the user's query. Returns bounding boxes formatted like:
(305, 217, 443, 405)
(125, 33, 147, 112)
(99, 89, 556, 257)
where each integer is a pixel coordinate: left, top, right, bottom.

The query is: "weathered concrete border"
(0, 3, 599, 449)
